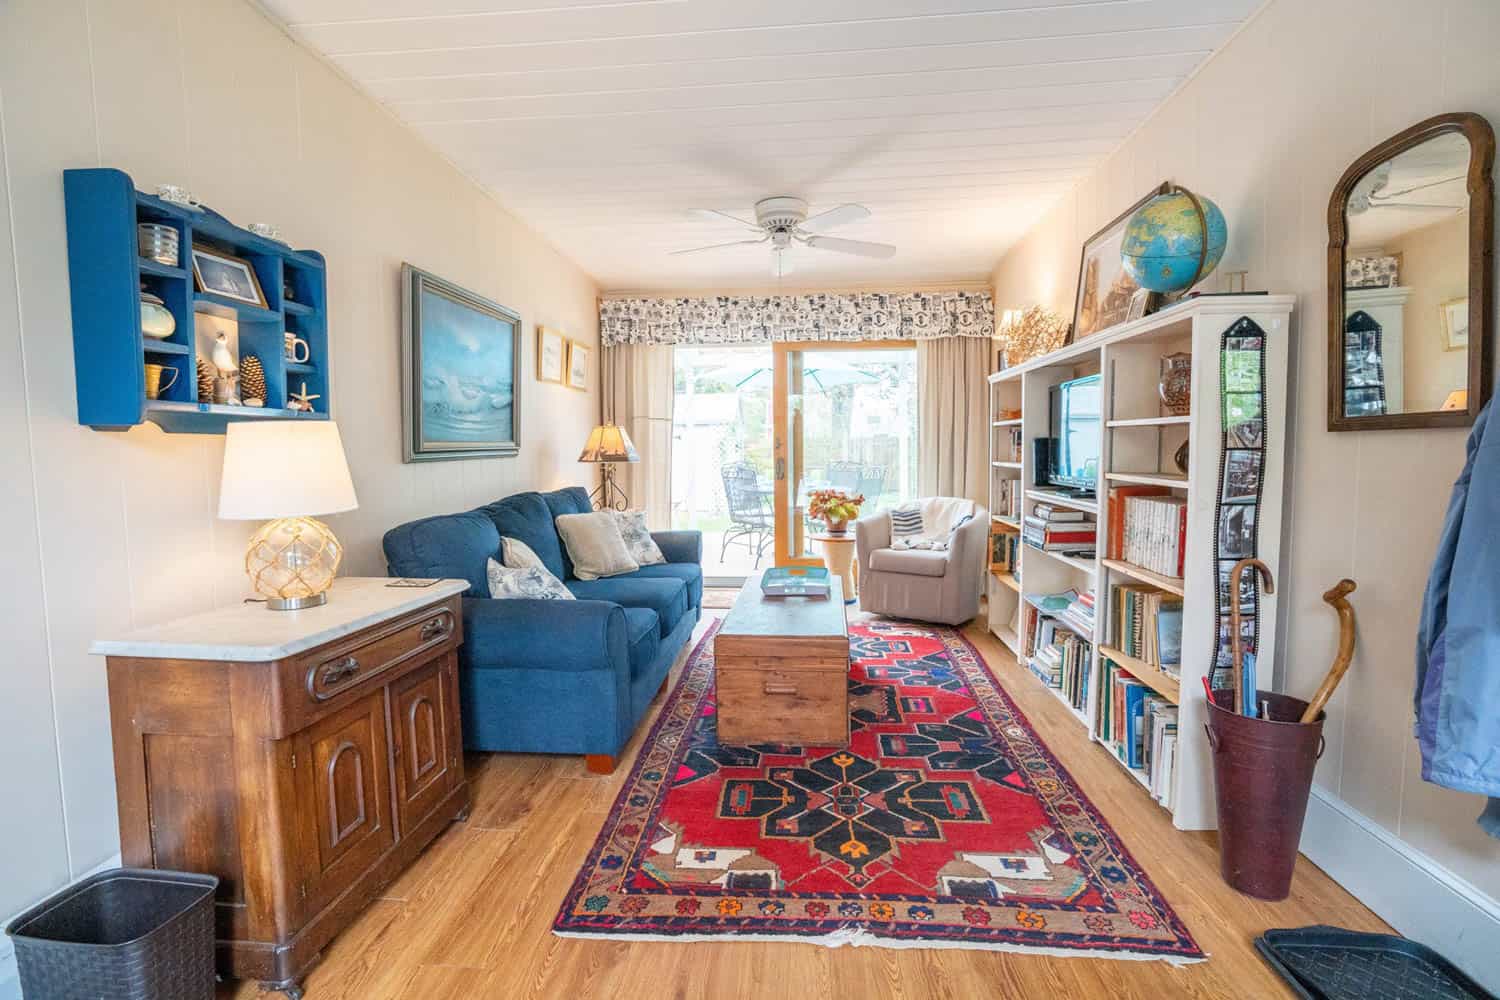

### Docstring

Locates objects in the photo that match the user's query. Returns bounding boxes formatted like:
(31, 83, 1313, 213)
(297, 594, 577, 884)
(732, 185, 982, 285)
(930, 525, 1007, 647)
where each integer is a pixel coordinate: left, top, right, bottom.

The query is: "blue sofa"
(382, 487, 702, 773)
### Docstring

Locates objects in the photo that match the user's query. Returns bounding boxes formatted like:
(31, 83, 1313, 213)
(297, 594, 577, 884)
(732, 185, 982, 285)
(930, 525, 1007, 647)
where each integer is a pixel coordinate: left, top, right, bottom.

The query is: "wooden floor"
(225, 608, 1388, 999)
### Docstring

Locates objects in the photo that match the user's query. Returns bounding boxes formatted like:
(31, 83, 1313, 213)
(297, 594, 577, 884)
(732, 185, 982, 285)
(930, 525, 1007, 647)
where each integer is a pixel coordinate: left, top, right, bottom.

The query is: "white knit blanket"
(889, 497, 975, 551)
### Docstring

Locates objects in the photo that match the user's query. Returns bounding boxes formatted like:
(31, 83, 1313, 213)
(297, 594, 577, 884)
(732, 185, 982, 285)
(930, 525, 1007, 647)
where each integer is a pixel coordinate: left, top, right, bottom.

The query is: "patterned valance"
(598, 290, 995, 347)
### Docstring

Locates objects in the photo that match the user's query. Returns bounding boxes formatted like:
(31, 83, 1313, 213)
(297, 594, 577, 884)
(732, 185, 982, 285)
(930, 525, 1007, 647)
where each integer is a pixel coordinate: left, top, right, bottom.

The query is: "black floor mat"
(1255, 926, 1495, 1000)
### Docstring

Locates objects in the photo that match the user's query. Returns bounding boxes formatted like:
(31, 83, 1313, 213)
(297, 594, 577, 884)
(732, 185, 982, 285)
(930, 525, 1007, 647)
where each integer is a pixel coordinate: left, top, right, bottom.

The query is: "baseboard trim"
(1301, 787, 1500, 992)
(0, 852, 122, 997)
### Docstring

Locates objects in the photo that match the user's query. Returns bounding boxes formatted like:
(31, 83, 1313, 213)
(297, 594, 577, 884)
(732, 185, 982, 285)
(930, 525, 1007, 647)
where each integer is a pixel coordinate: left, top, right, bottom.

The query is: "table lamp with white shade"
(219, 421, 358, 610)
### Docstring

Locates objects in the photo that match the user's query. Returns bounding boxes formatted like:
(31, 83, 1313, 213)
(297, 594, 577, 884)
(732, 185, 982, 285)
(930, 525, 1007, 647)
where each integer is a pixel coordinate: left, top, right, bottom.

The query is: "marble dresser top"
(90, 577, 469, 662)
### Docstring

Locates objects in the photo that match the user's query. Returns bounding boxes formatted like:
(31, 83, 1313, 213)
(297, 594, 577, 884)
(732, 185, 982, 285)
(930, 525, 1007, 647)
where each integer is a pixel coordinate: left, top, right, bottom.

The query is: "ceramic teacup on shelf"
(284, 332, 310, 364)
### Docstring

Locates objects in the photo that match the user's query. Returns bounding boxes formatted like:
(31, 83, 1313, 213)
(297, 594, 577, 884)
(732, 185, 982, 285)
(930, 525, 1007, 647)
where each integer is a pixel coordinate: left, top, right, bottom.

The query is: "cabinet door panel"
(297, 690, 394, 916)
(391, 657, 459, 835)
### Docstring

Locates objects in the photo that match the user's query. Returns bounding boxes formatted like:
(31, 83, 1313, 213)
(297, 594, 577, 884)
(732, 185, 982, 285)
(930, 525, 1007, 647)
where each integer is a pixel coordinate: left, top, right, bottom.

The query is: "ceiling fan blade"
(803, 235, 896, 259)
(800, 203, 871, 234)
(689, 207, 760, 230)
(670, 238, 767, 256)
(771, 251, 793, 279)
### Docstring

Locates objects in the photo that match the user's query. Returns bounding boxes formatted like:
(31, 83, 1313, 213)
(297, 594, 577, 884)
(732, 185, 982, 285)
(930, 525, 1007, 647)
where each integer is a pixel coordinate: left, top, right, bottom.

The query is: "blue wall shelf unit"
(63, 168, 330, 434)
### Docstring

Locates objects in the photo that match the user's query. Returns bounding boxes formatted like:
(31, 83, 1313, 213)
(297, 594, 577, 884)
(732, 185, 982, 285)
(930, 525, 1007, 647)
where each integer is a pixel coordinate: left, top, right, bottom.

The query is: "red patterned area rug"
(555, 622, 1203, 962)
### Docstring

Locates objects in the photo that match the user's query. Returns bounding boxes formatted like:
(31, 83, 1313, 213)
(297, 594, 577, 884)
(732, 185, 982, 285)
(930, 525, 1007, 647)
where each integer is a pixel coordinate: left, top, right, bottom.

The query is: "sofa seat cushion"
(622, 607, 661, 679)
(481, 492, 568, 581)
(567, 576, 689, 637)
(869, 547, 950, 578)
(626, 562, 703, 611)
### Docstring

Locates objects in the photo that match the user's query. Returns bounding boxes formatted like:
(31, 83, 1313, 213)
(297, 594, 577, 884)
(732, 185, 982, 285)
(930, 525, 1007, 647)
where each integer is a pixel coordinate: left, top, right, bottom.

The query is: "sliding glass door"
(773, 342, 918, 564)
(671, 345, 775, 584)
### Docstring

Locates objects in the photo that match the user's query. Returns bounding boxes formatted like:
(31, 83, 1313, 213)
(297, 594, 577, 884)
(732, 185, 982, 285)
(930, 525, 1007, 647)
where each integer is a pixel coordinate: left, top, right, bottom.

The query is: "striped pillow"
(890, 504, 924, 538)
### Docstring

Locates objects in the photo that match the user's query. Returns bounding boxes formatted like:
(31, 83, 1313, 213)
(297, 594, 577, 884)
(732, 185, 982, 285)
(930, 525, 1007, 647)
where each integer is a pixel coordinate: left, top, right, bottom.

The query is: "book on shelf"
(1027, 617, 1092, 714)
(992, 478, 1022, 520)
(1005, 426, 1024, 463)
(989, 526, 1020, 573)
(1022, 515, 1097, 555)
(1121, 494, 1188, 578)
(1031, 503, 1088, 522)
(1097, 658, 1177, 782)
(1105, 486, 1171, 561)
(1110, 583, 1184, 676)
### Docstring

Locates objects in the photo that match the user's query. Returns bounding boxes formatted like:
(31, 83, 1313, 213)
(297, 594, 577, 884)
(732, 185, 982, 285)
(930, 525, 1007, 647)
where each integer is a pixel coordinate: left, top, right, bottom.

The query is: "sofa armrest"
(652, 530, 702, 565)
(854, 512, 891, 567)
(460, 597, 627, 674)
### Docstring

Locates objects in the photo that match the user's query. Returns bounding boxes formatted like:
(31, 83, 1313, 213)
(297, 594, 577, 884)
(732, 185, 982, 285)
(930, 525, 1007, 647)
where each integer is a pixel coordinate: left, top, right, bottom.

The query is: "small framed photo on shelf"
(565, 339, 590, 391)
(537, 326, 566, 383)
(191, 246, 266, 308)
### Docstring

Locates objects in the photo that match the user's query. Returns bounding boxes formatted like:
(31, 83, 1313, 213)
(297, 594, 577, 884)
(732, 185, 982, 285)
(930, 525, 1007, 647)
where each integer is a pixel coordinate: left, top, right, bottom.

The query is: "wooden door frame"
(771, 339, 916, 566)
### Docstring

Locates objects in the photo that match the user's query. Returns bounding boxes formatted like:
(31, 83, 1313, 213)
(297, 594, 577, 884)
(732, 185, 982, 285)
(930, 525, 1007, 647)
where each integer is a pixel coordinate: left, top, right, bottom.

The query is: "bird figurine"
(210, 331, 236, 375)
(288, 382, 320, 412)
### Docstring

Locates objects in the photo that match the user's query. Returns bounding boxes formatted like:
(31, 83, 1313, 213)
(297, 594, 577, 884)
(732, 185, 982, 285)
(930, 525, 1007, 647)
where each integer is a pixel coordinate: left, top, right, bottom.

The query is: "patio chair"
(720, 462, 773, 568)
(826, 461, 862, 492)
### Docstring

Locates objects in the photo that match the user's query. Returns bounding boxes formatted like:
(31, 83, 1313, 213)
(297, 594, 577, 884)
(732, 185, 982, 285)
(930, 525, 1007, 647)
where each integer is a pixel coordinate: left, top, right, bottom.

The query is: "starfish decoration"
(289, 382, 320, 411)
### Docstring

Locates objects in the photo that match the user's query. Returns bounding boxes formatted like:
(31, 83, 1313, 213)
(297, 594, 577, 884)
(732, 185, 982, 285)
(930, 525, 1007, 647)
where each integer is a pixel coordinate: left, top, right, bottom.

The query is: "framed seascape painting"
(401, 264, 521, 462)
(1070, 181, 1170, 343)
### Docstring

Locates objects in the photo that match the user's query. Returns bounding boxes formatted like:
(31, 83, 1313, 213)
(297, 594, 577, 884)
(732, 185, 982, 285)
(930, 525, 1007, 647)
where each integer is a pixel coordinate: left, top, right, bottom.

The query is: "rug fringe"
(553, 928, 1206, 965)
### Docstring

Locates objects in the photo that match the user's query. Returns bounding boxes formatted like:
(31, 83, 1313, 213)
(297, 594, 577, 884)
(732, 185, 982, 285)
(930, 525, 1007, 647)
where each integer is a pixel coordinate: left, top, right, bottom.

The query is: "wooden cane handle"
(1300, 579, 1357, 723)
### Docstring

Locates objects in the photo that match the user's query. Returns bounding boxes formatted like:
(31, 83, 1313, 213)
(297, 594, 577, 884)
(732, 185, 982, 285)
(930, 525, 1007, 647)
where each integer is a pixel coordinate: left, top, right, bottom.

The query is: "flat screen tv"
(1048, 374, 1102, 491)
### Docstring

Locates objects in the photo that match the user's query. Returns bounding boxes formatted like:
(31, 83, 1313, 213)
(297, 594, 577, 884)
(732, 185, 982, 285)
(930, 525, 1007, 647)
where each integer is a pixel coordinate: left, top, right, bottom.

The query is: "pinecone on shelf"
(240, 354, 267, 404)
(196, 359, 216, 402)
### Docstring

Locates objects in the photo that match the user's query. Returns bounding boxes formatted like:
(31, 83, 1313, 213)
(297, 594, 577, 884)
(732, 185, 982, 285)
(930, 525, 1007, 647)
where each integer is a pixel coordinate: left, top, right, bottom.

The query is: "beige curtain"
(603, 343, 675, 528)
(917, 336, 992, 506)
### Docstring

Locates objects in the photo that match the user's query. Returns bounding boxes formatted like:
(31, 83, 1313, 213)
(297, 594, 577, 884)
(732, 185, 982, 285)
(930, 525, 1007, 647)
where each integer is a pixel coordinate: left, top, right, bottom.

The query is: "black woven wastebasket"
(4, 868, 218, 1000)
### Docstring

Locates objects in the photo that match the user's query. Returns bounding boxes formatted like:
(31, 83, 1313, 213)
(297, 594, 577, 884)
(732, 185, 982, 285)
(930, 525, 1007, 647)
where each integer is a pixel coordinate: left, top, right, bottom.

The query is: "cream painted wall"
(991, 0, 1500, 908)
(0, 0, 599, 935)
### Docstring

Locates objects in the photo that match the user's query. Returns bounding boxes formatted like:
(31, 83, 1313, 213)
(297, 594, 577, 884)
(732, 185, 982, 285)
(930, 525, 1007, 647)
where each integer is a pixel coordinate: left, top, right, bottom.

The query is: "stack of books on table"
(1022, 504, 1097, 557)
(1120, 494, 1187, 577)
(1097, 656, 1177, 792)
(760, 566, 830, 598)
(1110, 583, 1183, 678)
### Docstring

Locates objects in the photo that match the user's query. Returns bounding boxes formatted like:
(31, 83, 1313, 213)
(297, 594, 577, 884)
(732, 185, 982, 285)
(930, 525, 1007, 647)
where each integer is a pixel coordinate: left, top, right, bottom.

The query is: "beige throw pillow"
(555, 511, 639, 581)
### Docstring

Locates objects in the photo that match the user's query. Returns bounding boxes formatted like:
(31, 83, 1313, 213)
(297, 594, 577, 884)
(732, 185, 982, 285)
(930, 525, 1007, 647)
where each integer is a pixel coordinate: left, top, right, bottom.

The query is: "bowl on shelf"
(140, 291, 176, 340)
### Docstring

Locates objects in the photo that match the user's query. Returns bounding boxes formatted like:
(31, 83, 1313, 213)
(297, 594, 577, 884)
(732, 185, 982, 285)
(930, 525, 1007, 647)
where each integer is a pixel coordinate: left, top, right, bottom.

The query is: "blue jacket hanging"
(1416, 399, 1500, 837)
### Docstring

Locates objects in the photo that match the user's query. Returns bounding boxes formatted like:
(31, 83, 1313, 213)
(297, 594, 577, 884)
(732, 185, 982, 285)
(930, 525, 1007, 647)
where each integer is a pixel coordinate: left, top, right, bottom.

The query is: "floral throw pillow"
(611, 509, 665, 566)
(486, 557, 574, 601)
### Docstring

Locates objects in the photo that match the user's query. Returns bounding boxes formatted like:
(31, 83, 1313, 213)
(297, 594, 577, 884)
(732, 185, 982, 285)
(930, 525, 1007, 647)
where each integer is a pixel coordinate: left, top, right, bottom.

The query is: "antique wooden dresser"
(92, 577, 470, 998)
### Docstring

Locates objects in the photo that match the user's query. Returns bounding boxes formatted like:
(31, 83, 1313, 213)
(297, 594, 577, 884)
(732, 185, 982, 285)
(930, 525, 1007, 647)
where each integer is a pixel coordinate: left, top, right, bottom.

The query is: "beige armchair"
(854, 501, 989, 625)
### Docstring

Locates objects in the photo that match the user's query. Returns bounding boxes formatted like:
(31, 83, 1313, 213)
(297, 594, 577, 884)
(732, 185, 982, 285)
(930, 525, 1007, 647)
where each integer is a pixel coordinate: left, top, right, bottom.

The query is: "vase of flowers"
(808, 489, 865, 535)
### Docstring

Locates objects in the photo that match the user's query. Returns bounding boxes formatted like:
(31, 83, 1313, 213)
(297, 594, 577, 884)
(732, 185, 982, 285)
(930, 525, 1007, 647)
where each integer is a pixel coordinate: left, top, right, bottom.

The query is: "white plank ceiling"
(259, 0, 1262, 292)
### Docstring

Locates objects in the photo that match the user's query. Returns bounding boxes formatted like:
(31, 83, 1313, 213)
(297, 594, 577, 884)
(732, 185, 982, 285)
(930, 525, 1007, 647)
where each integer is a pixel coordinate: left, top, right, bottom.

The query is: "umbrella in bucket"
(1207, 575, 1359, 900)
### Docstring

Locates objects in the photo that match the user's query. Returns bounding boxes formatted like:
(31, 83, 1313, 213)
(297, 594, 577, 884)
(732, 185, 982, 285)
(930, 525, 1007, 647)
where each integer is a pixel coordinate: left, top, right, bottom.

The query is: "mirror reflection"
(1342, 132, 1472, 418)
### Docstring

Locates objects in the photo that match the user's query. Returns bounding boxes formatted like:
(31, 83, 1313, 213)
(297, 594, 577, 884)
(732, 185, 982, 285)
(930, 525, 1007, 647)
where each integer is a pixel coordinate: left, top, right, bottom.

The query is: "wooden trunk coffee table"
(714, 570, 851, 746)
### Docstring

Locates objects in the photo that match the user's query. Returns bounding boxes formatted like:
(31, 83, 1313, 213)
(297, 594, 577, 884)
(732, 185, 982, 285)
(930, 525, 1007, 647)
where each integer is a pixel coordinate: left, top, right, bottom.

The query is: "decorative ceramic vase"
(140, 292, 175, 339)
(824, 517, 848, 536)
(1174, 439, 1190, 475)
(1159, 352, 1192, 416)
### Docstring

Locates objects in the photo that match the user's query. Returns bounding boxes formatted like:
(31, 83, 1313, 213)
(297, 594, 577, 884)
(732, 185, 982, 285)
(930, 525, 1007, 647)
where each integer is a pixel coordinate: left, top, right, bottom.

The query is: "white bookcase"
(986, 294, 1294, 830)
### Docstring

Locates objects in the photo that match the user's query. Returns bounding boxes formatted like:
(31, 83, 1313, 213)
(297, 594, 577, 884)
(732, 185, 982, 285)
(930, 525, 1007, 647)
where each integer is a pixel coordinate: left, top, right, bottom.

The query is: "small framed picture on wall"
(537, 326, 566, 382)
(566, 340, 590, 391)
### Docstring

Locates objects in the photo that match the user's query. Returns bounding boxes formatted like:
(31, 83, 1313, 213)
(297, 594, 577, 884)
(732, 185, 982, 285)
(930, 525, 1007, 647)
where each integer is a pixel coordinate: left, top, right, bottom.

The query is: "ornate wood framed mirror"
(1327, 112, 1494, 431)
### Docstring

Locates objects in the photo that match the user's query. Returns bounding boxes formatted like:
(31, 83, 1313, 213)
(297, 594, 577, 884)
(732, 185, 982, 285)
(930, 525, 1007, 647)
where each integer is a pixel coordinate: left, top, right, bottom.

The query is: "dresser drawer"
(270, 597, 462, 735)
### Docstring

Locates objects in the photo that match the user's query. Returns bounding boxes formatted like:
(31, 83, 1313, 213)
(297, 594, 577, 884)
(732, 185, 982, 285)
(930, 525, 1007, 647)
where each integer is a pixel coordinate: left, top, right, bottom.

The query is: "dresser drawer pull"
(763, 682, 799, 696)
(419, 617, 449, 641)
(319, 656, 361, 687)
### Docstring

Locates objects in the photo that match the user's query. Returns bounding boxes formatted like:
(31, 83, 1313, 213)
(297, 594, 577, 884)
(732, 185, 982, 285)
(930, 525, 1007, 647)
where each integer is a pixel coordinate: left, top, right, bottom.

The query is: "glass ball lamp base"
(246, 515, 343, 611)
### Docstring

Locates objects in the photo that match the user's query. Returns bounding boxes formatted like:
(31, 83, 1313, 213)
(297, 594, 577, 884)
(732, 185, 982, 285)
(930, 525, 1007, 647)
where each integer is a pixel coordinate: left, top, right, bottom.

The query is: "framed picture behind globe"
(1069, 181, 1170, 343)
(401, 264, 521, 462)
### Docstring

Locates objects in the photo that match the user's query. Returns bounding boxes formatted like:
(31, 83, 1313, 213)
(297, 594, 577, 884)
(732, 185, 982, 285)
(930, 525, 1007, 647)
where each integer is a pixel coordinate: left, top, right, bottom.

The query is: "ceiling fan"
(672, 197, 896, 277)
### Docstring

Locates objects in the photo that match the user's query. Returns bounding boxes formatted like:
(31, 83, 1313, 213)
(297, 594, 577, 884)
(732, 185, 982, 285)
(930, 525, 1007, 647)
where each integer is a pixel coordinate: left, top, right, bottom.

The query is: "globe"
(1121, 189, 1228, 294)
